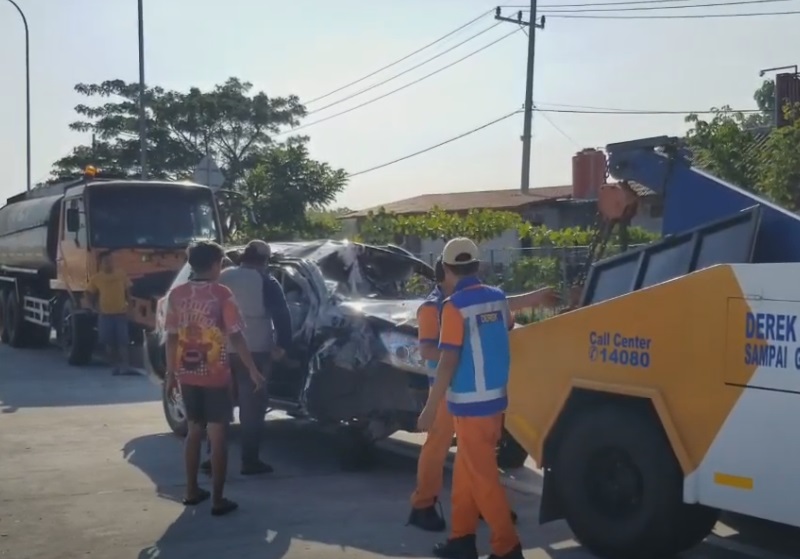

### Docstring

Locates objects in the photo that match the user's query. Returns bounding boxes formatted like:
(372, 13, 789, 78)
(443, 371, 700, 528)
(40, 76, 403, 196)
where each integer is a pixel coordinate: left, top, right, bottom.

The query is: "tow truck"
(506, 136, 800, 558)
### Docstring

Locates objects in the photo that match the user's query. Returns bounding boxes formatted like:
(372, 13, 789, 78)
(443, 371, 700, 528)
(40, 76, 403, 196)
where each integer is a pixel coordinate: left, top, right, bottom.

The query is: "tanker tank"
(0, 194, 62, 274)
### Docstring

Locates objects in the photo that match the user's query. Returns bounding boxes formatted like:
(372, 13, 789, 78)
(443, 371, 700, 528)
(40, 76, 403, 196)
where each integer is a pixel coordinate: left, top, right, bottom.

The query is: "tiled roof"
(343, 186, 575, 218)
(344, 182, 657, 218)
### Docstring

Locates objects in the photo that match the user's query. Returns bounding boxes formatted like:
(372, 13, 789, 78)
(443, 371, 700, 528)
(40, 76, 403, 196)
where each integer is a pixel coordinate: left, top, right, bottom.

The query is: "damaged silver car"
(144, 239, 528, 470)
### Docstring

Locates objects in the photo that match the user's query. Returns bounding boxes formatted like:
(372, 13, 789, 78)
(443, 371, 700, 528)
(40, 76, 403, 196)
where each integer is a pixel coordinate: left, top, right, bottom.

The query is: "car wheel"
(497, 428, 528, 469)
(554, 405, 688, 559)
(163, 375, 188, 437)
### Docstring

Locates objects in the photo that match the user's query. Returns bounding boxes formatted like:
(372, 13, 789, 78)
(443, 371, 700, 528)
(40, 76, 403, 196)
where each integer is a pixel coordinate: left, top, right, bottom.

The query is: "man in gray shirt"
(218, 239, 293, 475)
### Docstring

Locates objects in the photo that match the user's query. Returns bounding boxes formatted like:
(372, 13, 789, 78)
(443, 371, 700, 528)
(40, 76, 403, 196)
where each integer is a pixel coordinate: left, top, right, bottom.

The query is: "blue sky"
(1, 0, 798, 210)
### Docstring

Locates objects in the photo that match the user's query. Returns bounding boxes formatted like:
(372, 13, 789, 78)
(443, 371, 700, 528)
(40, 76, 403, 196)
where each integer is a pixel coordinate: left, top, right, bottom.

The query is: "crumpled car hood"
(337, 298, 427, 329)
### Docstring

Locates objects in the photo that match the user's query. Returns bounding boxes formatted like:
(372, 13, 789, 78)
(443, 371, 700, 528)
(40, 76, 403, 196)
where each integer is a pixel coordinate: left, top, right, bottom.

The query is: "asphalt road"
(1, 344, 799, 559)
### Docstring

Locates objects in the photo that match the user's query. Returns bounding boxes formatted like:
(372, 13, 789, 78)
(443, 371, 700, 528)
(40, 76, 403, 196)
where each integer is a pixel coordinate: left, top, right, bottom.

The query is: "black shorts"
(181, 384, 232, 425)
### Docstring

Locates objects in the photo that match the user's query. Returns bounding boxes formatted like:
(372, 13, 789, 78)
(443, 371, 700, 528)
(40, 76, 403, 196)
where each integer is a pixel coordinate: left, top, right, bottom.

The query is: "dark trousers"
(231, 352, 271, 465)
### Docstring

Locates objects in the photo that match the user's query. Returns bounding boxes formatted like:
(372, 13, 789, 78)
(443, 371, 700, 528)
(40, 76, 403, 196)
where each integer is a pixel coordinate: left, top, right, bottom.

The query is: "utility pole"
(5, 0, 31, 192)
(137, 0, 148, 180)
(496, 3, 545, 194)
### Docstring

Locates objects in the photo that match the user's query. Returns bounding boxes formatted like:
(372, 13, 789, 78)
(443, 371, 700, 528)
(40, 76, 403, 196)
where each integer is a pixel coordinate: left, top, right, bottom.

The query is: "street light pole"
(137, 0, 148, 180)
(5, 0, 31, 192)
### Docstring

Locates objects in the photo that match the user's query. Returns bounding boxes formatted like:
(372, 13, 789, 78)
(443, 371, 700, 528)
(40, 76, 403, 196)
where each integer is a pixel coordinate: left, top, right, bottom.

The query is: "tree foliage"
(51, 77, 305, 186)
(684, 79, 800, 210)
(356, 207, 658, 247)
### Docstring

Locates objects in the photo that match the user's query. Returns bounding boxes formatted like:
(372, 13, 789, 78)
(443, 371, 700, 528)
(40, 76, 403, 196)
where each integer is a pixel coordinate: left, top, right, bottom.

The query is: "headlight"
(378, 330, 427, 372)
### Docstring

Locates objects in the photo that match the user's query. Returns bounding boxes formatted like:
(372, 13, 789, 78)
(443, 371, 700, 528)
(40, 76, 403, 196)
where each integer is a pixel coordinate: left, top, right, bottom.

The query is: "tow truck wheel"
(6, 291, 31, 348)
(163, 375, 188, 437)
(553, 405, 686, 559)
(60, 299, 95, 366)
(0, 291, 8, 344)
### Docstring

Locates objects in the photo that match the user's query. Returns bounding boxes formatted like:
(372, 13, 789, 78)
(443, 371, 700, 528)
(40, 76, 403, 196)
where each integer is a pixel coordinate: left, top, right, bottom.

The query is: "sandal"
(182, 488, 210, 506)
(211, 498, 239, 516)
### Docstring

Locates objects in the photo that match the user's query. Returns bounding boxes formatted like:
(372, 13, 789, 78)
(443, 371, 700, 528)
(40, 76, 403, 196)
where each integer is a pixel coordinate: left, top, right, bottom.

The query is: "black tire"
(497, 428, 529, 469)
(6, 290, 31, 348)
(673, 504, 720, 553)
(27, 324, 52, 348)
(553, 405, 686, 559)
(0, 290, 8, 344)
(163, 375, 188, 437)
(60, 299, 95, 366)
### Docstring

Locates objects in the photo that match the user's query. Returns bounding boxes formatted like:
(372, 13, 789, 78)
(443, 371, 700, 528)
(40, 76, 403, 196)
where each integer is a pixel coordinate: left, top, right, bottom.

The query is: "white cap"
(442, 237, 480, 266)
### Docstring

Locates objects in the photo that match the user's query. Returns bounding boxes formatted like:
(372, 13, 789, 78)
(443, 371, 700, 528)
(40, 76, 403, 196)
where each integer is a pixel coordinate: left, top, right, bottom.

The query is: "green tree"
(757, 105, 800, 208)
(235, 141, 348, 241)
(51, 77, 305, 185)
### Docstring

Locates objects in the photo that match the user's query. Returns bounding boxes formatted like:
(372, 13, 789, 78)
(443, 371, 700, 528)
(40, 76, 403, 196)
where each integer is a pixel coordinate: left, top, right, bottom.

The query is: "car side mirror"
(66, 208, 80, 232)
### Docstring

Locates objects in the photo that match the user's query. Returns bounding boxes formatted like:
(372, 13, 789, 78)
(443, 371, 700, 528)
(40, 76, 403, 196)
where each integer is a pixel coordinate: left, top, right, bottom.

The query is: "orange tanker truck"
(0, 167, 224, 365)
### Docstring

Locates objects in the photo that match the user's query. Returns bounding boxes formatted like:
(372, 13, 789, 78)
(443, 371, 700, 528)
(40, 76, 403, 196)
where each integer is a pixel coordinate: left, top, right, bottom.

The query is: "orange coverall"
(439, 298, 520, 557)
(410, 302, 454, 509)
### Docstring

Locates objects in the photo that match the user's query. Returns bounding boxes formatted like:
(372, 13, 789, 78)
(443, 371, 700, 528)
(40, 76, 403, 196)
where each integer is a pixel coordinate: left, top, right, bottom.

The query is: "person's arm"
(164, 293, 179, 376)
(123, 275, 132, 305)
(263, 275, 293, 350)
(417, 303, 440, 362)
(84, 276, 96, 308)
(427, 302, 464, 410)
(222, 292, 264, 389)
(506, 286, 559, 313)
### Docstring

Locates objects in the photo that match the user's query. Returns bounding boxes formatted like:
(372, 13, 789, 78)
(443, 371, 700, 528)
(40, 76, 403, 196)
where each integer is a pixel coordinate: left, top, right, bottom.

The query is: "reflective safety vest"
(442, 277, 512, 417)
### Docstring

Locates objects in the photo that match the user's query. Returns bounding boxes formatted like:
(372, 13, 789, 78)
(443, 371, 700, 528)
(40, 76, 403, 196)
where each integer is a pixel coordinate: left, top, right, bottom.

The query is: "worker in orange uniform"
(408, 256, 558, 533)
(418, 238, 535, 559)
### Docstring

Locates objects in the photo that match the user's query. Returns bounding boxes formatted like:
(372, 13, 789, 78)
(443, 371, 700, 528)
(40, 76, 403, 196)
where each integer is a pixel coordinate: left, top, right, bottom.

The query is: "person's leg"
(432, 416, 479, 559)
(409, 398, 453, 531)
(180, 384, 210, 504)
(116, 315, 131, 372)
(205, 386, 237, 515)
(97, 315, 118, 373)
(234, 353, 272, 474)
(459, 415, 521, 559)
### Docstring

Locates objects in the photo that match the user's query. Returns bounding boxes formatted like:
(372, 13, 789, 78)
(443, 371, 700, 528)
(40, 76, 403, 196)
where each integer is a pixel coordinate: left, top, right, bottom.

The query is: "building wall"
(631, 198, 663, 233)
(416, 229, 521, 267)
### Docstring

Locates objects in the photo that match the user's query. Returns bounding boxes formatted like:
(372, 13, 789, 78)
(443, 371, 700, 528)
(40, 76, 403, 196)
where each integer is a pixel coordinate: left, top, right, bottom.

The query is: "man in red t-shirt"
(164, 241, 265, 516)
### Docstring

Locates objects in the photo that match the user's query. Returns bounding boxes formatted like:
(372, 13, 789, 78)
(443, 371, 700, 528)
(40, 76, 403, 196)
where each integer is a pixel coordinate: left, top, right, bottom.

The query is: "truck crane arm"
(606, 135, 800, 263)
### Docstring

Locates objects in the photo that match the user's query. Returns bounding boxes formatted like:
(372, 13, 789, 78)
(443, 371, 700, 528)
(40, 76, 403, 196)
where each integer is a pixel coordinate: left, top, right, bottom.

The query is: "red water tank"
(571, 148, 607, 200)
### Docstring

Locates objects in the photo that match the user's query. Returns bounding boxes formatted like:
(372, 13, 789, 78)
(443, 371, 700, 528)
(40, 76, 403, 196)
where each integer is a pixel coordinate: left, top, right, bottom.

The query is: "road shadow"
(123, 418, 800, 559)
(716, 512, 800, 558)
(0, 345, 157, 413)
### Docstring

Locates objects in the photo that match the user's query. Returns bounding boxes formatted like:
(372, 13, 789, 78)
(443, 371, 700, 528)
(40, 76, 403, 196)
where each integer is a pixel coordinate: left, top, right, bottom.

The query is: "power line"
(347, 110, 521, 178)
(281, 27, 523, 136)
(535, 107, 761, 114)
(303, 9, 493, 105)
(535, 108, 581, 147)
(544, 9, 800, 17)
(539, 0, 794, 13)
(308, 22, 503, 116)
(502, 0, 781, 7)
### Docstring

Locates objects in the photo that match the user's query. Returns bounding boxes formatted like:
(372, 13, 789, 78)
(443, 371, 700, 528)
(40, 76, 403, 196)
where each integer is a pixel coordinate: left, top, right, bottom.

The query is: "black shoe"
(241, 460, 274, 476)
(407, 500, 446, 532)
(479, 509, 518, 524)
(488, 544, 525, 559)
(432, 534, 478, 559)
(200, 460, 212, 476)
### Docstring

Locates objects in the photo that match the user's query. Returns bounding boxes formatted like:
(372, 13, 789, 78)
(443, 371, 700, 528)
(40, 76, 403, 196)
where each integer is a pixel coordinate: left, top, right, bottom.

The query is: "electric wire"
(535, 107, 760, 113)
(347, 110, 522, 178)
(543, 9, 800, 17)
(539, 0, 795, 13)
(281, 27, 523, 136)
(308, 21, 503, 115)
(501, 0, 775, 7)
(303, 9, 494, 105)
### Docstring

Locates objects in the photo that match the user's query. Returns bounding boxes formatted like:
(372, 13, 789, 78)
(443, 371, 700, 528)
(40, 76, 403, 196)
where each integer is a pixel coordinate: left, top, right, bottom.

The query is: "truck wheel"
(497, 428, 529, 469)
(6, 291, 31, 348)
(60, 299, 95, 366)
(672, 504, 720, 553)
(163, 374, 188, 437)
(553, 406, 686, 559)
(0, 291, 8, 344)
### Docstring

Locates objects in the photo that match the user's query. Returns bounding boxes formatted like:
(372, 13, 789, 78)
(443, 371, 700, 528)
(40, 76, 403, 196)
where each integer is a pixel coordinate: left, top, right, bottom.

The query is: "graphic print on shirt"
(165, 282, 244, 382)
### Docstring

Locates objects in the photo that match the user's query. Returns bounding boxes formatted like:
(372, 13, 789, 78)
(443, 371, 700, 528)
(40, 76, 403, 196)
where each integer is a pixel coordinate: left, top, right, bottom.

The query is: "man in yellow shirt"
(87, 252, 133, 375)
